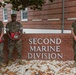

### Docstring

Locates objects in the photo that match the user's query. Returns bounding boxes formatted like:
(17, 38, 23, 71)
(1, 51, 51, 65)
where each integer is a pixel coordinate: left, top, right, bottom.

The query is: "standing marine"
(0, 21, 6, 66)
(71, 20, 76, 67)
(6, 14, 23, 66)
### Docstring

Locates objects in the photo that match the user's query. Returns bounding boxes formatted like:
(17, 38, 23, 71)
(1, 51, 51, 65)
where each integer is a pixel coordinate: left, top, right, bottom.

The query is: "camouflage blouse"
(72, 20, 76, 35)
(6, 21, 23, 33)
(0, 21, 4, 34)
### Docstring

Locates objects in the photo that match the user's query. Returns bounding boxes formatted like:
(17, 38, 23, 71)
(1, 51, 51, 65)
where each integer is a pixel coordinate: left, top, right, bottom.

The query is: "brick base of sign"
(4, 34, 74, 61)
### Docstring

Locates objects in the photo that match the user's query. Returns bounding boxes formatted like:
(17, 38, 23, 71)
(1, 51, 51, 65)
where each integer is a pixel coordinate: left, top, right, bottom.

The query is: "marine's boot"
(7, 60, 13, 66)
(18, 59, 23, 65)
(0, 62, 6, 67)
(71, 61, 76, 68)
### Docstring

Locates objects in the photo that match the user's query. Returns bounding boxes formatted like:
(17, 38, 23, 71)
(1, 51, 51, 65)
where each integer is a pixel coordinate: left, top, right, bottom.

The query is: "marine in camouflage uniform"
(0, 21, 6, 66)
(71, 20, 76, 67)
(72, 20, 76, 61)
(6, 14, 23, 65)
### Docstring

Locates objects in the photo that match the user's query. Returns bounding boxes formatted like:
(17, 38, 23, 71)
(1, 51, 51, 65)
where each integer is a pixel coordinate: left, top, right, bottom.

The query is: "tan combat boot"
(71, 61, 76, 68)
(18, 59, 23, 65)
(7, 60, 13, 66)
(0, 62, 6, 67)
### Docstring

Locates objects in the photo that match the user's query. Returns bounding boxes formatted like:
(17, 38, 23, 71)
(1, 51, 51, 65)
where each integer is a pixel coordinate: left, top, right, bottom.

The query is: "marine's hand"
(74, 36, 76, 41)
(0, 35, 3, 40)
(14, 38, 20, 41)
(0, 37, 3, 42)
(0, 37, 1, 40)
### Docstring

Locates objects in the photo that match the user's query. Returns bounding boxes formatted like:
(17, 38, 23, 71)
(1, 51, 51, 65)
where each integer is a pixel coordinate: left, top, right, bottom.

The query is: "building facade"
(0, 0, 76, 33)
(0, 0, 74, 60)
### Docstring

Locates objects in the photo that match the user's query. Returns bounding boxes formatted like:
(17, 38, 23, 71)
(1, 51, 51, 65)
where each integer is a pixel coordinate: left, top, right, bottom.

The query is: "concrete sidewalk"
(0, 60, 76, 75)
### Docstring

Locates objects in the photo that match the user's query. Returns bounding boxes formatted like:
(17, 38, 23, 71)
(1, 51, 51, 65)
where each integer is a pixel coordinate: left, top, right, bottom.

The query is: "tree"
(0, 0, 54, 11)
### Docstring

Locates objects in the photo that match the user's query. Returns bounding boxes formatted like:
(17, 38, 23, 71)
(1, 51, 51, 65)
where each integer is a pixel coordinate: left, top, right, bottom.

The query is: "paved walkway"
(0, 60, 76, 75)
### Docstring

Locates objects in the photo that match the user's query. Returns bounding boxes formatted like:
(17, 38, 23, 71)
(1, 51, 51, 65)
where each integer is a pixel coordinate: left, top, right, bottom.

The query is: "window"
(21, 8, 28, 21)
(3, 8, 8, 22)
(11, 10, 16, 14)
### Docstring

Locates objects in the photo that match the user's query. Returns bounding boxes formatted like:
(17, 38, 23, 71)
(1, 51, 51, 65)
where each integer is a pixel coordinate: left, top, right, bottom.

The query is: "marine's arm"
(6, 23, 15, 40)
(0, 29, 4, 40)
(0, 22, 4, 40)
(71, 22, 76, 41)
(15, 22, 23, 40)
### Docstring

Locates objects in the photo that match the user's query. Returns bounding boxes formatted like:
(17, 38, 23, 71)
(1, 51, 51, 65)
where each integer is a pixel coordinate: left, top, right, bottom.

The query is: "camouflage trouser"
(0, 42, 4, 62)
(73, 40, 76, 61)
(8, 39, 22, 60)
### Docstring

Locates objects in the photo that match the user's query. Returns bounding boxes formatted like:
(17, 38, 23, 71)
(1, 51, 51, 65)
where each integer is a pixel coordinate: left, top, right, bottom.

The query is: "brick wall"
(21, 0, 76, 30)
(0, 0, 76, 30)
(4, 34, 74, 61)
